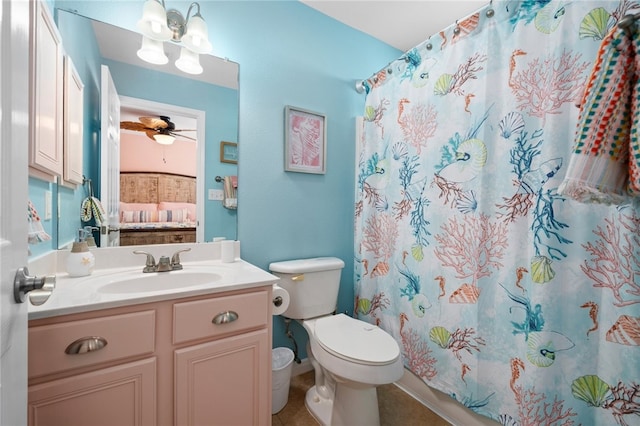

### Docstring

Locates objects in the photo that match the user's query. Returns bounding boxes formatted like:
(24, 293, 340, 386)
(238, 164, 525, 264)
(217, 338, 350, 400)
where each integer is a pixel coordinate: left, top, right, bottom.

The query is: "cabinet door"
(175, 329, 270, 426)
(28, 357, 156, 426)
(29, 1, 63, 180)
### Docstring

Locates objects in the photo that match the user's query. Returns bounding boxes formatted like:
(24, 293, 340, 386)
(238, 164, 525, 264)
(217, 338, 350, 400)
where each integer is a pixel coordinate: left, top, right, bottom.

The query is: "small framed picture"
(220, 141, 238, 164)
(284, 105, 326, 174)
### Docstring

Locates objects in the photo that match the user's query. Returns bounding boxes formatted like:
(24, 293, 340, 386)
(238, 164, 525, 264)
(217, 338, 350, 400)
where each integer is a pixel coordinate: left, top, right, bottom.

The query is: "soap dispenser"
(83, 226, 98, 248)
(66, 229, 95, 277)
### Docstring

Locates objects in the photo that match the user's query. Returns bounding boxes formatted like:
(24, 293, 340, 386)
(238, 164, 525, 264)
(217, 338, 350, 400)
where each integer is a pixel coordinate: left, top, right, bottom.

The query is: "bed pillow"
(120, 202, 158, 212)
(158, 208, 188, 222)
(121, 208, 188, 223)
(121, 210, 159, 223)
(158, 202, 196, 221)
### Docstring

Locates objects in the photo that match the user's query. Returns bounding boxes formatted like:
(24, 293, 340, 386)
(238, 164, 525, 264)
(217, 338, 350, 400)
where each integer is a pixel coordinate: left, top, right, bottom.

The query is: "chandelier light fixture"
(136, 0, 212, 75)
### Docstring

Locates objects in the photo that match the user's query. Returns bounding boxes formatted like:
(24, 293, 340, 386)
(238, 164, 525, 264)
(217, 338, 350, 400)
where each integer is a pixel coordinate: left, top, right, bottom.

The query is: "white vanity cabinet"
(29, 0, 64, 181)
(27, 287, 272, 426)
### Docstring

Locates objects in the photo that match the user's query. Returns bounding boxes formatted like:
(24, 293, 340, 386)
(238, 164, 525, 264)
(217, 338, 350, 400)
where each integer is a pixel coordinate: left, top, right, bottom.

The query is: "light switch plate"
(44, 190, 52, 220)
(208, 189, 224, 201)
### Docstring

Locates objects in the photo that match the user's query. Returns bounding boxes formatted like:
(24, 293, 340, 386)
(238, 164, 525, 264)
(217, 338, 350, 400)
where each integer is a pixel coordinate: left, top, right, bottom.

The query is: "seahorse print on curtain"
(355, 1, 640, 425)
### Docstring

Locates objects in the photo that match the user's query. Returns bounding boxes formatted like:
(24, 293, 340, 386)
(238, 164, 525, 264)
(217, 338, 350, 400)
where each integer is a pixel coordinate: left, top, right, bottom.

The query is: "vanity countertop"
(28, 243, 279, 320)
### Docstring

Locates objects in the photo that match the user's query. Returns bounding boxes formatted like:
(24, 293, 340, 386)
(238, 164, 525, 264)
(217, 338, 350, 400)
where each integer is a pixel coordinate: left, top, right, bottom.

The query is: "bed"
(119, 172, 197, 246)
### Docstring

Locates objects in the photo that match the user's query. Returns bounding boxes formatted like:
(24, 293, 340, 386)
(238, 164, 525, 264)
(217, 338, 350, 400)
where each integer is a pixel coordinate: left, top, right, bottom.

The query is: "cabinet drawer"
(29, 310, 155, 379)
(173, 291, 268, 345)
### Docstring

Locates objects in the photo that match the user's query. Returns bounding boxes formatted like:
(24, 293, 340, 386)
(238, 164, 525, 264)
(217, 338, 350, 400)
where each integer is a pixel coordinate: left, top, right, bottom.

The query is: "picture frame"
(284, 105, 326, 174)
(220, 141, 238, 164)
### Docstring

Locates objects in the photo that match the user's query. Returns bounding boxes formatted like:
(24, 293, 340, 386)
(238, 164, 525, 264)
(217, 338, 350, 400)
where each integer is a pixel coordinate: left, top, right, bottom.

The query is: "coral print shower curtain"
(354, 1, 640, 425)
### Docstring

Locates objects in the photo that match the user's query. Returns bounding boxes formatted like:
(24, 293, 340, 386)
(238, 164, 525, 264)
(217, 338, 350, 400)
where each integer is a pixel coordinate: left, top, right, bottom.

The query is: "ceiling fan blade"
(169, 132, 196, 141)
(120, 121, 150, 131)
(139, 116, 168, 129)
(144, 129, 158, 140)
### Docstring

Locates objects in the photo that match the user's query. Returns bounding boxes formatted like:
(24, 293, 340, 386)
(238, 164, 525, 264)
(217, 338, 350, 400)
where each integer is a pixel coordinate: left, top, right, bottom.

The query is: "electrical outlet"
(208, 189, 224, 201)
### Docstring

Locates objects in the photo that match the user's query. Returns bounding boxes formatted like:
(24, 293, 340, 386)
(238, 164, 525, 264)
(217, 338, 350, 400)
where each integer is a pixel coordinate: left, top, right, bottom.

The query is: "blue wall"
(51, 0, 401, 356)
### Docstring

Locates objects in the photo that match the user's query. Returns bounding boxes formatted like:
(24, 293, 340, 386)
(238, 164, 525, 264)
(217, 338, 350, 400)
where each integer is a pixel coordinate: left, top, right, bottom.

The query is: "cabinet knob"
(65, 336, 108, 354)
(212, 310, 239, 325)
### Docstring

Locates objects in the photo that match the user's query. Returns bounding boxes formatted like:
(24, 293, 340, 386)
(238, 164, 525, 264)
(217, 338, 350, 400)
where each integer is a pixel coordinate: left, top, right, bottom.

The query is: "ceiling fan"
(120, 116, 196, 143)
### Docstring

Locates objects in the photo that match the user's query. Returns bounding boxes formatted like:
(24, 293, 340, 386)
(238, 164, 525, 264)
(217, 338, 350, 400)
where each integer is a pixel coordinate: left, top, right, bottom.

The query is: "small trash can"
(272, 347, 295, 414)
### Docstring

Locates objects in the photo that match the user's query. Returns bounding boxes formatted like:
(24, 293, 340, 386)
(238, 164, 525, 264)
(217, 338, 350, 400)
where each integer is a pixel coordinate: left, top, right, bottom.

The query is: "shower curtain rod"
(355, 0, 494, 93)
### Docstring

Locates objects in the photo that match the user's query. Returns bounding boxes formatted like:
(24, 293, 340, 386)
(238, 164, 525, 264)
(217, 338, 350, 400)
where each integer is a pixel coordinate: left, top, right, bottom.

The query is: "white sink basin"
(97, 270, 222, 294)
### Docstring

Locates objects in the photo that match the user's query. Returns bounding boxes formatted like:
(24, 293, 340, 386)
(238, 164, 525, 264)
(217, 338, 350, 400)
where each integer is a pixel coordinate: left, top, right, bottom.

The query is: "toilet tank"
(269, 257, 345, 320)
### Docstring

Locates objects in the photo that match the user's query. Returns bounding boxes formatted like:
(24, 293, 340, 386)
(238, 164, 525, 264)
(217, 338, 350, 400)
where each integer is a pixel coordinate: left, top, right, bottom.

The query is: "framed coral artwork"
(284, 105, 326, 174)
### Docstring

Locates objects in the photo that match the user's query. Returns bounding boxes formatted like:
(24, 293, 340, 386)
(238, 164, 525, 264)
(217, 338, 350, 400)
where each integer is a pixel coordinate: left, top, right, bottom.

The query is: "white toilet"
(269, 257, 404, 426)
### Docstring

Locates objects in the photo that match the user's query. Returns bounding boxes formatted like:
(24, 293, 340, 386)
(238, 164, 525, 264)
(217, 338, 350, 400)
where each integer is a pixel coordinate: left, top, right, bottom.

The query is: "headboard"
(120, 172, 196, 204)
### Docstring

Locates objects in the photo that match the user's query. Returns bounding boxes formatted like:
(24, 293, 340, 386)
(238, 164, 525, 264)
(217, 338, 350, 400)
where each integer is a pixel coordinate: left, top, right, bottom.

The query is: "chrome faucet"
(156, 256, 172, 272)
(133, 250, 157, 273)
(170, 248, 191, 270)
(134, 248, 192, 273)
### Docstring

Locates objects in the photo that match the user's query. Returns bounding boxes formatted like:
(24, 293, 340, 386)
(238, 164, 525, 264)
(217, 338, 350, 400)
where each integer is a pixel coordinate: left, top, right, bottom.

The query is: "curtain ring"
(453, 20, 461, 35)
(485, 0, 495, 18)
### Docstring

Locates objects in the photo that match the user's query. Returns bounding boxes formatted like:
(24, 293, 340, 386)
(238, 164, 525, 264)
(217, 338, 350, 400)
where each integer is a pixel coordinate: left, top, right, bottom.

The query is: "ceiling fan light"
(153, 134, 175, 145)
(182, 15, 212, 54)
(137, 0, 172, 41)
(137, 36, 169, 65)
(175, 47, 203, 75)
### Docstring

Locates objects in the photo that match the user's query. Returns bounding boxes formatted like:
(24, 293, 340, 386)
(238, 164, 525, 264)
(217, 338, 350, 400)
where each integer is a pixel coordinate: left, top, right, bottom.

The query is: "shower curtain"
(354, 1, 640, 425)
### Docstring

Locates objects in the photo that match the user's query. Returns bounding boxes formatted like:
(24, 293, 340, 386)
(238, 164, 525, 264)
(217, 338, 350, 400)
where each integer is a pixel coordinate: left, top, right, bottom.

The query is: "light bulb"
(175, 47, 203, 75)
(153, 134, 175, 145)
(137, 0, 172, 41)
(137, 36, 168, 65)
(181, 15, 212, 54)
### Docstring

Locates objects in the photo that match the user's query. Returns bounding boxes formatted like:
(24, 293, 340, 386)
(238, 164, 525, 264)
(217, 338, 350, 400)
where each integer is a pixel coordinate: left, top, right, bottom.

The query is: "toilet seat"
(314, 314, 400, 365)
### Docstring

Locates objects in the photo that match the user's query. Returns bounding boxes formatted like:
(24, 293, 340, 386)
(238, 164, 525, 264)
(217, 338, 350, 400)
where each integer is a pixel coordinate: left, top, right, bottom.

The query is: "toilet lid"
(314, 314, 400, 365)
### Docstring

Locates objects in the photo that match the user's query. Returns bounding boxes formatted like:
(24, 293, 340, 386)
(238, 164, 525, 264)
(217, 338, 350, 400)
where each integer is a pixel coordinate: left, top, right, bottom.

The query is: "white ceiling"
(301, 0, 487, 52)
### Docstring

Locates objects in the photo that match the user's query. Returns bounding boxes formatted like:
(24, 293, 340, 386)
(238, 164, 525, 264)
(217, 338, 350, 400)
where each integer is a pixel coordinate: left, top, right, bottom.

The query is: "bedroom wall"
(120, 134, 197, 177)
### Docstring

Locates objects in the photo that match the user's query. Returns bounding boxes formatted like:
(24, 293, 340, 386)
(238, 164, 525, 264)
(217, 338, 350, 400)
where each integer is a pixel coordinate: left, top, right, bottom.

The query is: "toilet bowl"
(269, 257, 404, 426)
(302, 314, 404, 426)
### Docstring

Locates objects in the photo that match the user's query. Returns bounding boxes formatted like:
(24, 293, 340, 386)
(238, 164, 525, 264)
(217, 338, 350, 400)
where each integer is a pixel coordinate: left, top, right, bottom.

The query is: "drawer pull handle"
(65, 336, 108, 354)
(212, 310, 239, 325)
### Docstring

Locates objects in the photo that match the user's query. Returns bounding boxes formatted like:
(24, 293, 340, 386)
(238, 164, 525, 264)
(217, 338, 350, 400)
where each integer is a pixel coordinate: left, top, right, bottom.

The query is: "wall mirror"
(50, 9, 239, 249)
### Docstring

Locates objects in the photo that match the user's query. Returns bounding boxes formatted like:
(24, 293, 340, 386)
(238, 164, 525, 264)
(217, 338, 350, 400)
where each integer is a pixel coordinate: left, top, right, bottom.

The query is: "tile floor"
(272, 371, 451, 426)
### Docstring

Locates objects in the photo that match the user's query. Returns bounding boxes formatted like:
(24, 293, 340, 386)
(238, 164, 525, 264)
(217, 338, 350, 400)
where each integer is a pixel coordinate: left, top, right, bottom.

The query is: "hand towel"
(28, 200, 51, 244)
(558, 26, 640, 205)
(223, 176, 237, 209)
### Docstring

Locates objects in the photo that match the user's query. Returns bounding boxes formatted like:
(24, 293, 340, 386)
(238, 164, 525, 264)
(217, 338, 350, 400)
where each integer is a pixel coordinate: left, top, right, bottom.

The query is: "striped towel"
(28, 199, 51, 244)
(558, 26, 640, 205)
(223, 176, 237, 209)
